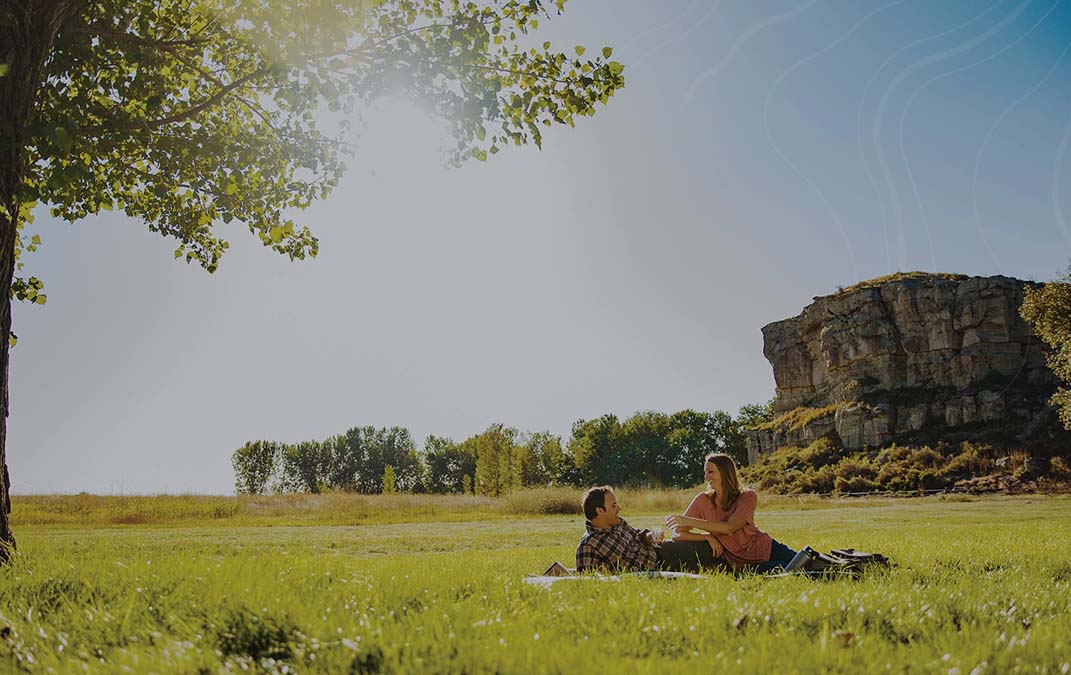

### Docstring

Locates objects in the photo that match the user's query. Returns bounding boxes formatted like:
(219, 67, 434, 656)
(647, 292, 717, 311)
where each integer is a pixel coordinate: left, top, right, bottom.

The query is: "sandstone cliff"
(745, 273, 1063, 463)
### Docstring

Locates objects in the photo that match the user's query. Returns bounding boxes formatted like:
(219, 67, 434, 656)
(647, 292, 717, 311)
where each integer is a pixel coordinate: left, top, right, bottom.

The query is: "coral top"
(683, 489, 772, 569)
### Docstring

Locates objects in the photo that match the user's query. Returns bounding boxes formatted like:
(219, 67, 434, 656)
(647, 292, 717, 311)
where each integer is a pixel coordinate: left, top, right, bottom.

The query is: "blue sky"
(12, 0, 1071, 493)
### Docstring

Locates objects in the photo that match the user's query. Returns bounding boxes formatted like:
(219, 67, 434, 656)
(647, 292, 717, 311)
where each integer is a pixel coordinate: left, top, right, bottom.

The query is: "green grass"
(3, 495, 1071, 673)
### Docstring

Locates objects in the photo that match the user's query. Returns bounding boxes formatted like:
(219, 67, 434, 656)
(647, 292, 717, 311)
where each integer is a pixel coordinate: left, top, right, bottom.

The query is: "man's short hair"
(582, 486, 614, 521)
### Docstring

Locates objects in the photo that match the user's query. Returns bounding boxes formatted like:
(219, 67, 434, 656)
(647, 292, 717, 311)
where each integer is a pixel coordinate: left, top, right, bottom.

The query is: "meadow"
(2, 492, 1070, 673)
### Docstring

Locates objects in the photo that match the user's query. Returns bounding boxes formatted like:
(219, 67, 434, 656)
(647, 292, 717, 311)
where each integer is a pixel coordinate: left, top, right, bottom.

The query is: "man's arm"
(671, 530, 724, 557)
(577, 538, 613, 573)
(620, 519, 661, 546)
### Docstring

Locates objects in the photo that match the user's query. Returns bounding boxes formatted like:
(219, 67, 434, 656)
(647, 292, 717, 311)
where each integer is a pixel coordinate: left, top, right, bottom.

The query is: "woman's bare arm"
(665, 514, 747, 536)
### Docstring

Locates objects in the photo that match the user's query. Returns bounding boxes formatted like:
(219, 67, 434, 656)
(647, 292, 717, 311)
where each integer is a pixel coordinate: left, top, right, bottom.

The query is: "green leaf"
(602, 47, 613, 59)
(543, 41, 551, 50)
(269, 226, 283, 243)
(224, 180, 238, 195)
(574, 45, 585, 56)
(34, 294, 46, 305)
(0, 63, 8, 78)
(607, 61, 624, 76)
(53, 127, 73, 153)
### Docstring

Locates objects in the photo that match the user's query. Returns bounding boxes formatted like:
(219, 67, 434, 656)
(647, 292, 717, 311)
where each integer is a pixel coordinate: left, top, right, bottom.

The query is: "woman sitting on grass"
(666, 452, 798, 574)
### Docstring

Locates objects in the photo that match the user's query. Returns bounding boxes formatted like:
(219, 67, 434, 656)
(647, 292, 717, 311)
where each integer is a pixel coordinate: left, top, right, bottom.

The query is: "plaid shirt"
(575, 518, 659, 572)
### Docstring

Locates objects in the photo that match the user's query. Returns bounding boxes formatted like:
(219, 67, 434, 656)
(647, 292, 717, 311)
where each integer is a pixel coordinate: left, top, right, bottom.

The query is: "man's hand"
(706, 535, 723, 558)
(647, 528, 665, 546)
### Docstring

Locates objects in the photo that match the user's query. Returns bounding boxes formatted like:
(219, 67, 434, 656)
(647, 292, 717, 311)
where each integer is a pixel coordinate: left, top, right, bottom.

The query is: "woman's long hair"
(704, 452, 742, 510)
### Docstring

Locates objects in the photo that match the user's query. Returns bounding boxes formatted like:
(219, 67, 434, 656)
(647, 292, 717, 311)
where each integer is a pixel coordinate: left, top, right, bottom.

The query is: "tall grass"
(12, 488, 992, 528)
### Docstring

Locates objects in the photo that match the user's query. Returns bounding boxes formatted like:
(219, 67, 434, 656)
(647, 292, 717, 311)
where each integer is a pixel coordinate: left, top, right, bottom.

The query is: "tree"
(278, 440, 331, 493)
(1021, 271, 1071, 430)
(515, 430, 565, 487)
(324, 433, 360, 492)
(373, 426, 422, 493)
(231, 440, 282, 494)
(668, 408, 748, 472)
(567, 414, 621, 485)
(617, 410, 672, 487)
(469, 423, 519, 496)
(422, 434, 475, 493)
(381, 464, 397, 494)
(736, 400, 775, 430)
(343, 426, 421, 493)
(0, 0, 624, 553)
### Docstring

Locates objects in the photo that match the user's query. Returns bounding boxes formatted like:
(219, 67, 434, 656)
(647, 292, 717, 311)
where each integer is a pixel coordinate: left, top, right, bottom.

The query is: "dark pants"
(655, 540, 728, 573)
(752, 539, 797, 574)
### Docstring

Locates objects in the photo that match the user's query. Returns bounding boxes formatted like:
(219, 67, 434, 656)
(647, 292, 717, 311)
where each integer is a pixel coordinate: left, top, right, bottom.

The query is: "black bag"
(803, 548, 890, 575)
(777, 547, 891, 578)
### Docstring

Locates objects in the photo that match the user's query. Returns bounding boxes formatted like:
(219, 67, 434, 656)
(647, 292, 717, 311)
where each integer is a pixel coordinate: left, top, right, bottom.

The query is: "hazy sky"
(12, 0, 1071, 494)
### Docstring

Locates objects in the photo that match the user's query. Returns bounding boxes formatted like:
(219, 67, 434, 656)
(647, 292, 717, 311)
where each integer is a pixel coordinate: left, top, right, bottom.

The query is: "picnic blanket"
(524, 548, 891, 586)
(523, 570, 707, 588)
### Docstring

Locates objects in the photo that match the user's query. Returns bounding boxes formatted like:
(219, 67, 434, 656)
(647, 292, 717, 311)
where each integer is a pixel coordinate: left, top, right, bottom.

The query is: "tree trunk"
(0, 0, 70, 561)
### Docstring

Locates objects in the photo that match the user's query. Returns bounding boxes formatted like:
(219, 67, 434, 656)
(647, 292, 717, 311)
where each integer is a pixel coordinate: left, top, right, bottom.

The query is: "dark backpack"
(803, 548, 891, 576)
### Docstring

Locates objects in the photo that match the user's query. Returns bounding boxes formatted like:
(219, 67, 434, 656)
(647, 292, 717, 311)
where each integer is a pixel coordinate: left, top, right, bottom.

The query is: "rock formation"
(745, 273, 1062, 463)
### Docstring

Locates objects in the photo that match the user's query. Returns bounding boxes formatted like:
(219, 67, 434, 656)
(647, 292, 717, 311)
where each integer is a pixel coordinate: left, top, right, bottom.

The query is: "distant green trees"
(232, 406, 766, 495)
(568, 409, 748, 489)
(233, 426, 420, 495)
(422, 435, 476, 494)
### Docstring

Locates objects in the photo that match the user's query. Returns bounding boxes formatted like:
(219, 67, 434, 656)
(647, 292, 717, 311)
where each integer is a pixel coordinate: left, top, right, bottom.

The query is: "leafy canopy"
(1021, 269, 1071, 430)
(10, 0, 624, 282)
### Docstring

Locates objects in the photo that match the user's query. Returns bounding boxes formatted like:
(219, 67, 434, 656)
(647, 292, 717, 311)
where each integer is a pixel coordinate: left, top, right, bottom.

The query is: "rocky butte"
(745, 272, 1068, 464)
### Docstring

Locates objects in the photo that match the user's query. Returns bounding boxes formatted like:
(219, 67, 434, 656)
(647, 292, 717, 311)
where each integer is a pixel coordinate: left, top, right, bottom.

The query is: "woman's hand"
(665, 514, 688, 530)
(706, 535, 723, 558)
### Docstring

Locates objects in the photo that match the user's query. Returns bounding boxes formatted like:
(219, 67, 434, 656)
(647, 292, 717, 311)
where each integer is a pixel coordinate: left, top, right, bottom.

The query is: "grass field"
(3, 493, 1070, 673)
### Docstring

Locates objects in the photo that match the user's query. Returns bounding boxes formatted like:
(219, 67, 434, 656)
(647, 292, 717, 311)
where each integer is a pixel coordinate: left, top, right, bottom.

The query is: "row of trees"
(232, 404, 775, 495)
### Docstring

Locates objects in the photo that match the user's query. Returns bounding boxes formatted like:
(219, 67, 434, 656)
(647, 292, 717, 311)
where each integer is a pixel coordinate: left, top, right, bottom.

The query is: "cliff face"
(746, 274, 1060, 463)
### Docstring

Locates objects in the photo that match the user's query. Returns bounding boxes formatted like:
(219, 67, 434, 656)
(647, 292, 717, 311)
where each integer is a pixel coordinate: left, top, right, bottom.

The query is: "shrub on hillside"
(796, 464, 837, 494)
(743, 438, 848, 494)
(798, 437, 842, 468)
(834, 474, 880, 494)
(833, 457, 879, 494)
(1050, 456, 1071, 481)
(746, 440, 1011, 494)
(943, 443, 994, 478)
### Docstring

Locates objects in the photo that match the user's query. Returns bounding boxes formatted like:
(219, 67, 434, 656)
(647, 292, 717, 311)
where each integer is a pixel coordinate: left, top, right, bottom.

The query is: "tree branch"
(462, 63, 572, 85)
(79, 68, 267, 135)
(68, 24, 209, 52)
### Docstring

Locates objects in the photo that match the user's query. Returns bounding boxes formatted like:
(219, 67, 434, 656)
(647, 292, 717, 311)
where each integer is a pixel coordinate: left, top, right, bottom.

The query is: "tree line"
(232, 404, 773, 495)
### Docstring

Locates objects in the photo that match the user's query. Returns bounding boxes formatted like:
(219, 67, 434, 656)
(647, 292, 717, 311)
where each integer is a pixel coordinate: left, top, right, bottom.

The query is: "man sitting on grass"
(576, 486, 723, 574)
